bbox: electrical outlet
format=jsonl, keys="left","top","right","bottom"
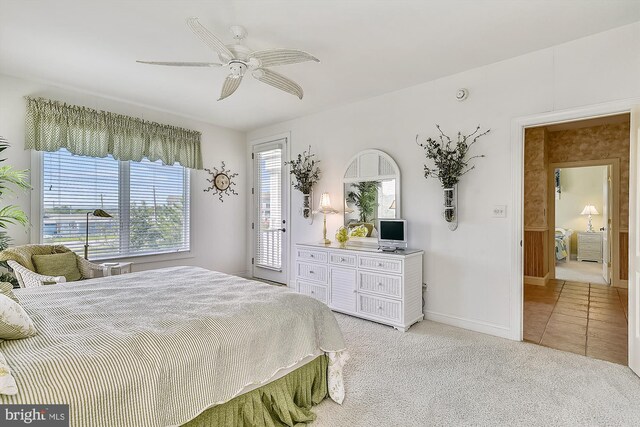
{"left": 493, "top": 205, "right": 507, "bottom": 218}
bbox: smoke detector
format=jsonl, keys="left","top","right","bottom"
{"left": 456, "top": 88, "right": 469, "bottom": 101}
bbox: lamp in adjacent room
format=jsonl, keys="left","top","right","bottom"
{"left": 389, "top": 199, "right": 396, "bottom": 210}
{"left": 318, "top": 192, "right": 338, "bottom": 245}
{"left": 85, "top": 209, "right": 113, "bottom": 259}
{"left": 580, "top": 204, "right": 599, "bottom": 233}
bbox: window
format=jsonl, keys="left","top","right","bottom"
{"left": 42, "top": 148, "right": 190, "bottom": 259}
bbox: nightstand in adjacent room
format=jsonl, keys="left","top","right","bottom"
{"left": 101, "top": 262, "right": 133, "bottom": 276}
{"left": 577, "top": 232, "right": 603, "bottom": 263}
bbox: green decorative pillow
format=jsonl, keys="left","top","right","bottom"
{"left": 0, "top": 294, "right": 36, "bottom": 340}
{"left": 0, "top": 282, "right": 18, "bottom": 303}
{"left": 31, "top": 252, "right": 82, "bottom": 282}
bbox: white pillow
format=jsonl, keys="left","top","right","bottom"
{"left": 0, "top": 294, "right": 37, "bottom": 340}
{"left": 0, "top": 351, "right": 17, "bottom": 395}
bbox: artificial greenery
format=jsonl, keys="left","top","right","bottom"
{"left": 284, "top": 146, "right": 321, "bottom": 194}
{"left": 335, "top": 226, "right": 349, "bottom": 246}
{"left": 0, "top": 137, "right": 30, "bottom": 287}
{"left": 416, "top": 125, "right": 490, "bottom": 188}
{"left": 347, "top": 181, "right": 378, "bottom": 223}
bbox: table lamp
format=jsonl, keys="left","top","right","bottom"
{"left": 580, "top": 204, "right": 599, "bottom": 232}
{"left": 318, "top": 192, "right": 338, "bottom": 245}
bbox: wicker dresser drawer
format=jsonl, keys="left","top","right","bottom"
{"left": 358, "top": 256, "right": 403, "bottom": 273}
{"left": 296, "top": 248, "right": 328, "bottom": 263}
{"left": 329, "top": 252, "right": 357, "bottom": 267}
{"left": 297, "top": 281, "right": 328, "bottom": 303}
{"left": 357, "top": 293, "right": 402, "bottom": 322}
{"left": 296, "top": 262, "right": 328, "bottom": 284}
{"left": 358, "top": 271, "right": 402, "bottom": 299}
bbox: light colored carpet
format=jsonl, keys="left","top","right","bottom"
{"left": 556, "top": 260, "right": 607, "bottom": 285}
{"left": 313, "top": 314, "right": 640, "bottom": 426}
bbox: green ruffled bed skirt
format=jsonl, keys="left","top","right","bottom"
{"left": 182, "top": 355, "right": 328, "bottom": 427}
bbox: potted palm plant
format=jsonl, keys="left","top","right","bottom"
{"left": 0, "top": 136, "right": 30, "bottom": 287}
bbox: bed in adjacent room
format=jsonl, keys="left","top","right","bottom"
{"left": 0, "top": 266, "right": 348, "bottom": 426}
{"left": 555, "top": 227, "right": 573, "bottom": 262}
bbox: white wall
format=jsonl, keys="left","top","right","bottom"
{"left": 0, "top": 74, "right": 248, "bottom": 275}
{"left": 248, "top": 22, "right": 640, "bottom": 339}
{"left": 556, "top": 166, "right": 606, "bottom": 253}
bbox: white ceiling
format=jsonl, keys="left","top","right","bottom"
{"left": 1, "top": 0, "right": 639, "bottom": 131}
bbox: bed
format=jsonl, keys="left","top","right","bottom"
{"left": 555, "top": 227, "right": 573, "bottom": 261}
{"left": 0, "top": 266, "right": 348, "bottom": 426}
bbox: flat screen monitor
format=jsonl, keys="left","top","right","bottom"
{"left": 378, "top": 219, "right": 407, "bottom": 250}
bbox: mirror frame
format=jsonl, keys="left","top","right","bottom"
{"left": 343, "top": 149, "right": 401, "bottom": 227}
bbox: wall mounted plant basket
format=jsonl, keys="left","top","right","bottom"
{"left": 443, "top": 185, "right": 458, "bottom": 231}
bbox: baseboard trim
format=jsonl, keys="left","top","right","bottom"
{"left": 524, "top": 274, "right": 549, "bottom": 286}
{"left": 424, "top": 309, "right": 515, "bottom": 340}
{"left": 615, "top": 279, "right": 628, "bottom": 289}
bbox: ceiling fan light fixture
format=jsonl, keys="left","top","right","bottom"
{"left": 138, "top": 17, "right": 318, "bottom": 100}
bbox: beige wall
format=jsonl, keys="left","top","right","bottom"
{"left": 547, "top": 121, "right": 630, "bottom": 229}
{"left": 555, "top": 166, "right": 607, "bottom": 255}
{"left": 524, "top": 128, "right": 548, "bottom": 229}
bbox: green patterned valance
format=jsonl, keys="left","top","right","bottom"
{"left": 25, "top": 97, "right": 203, "bottom": 169}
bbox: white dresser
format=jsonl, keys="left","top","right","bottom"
{"left": 577, "top": 231, "right": 603, "bottom": 262}
{"left": 294, "top": 243, "right": 424, "bottom": 332}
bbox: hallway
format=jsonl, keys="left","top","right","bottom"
{"left": 524, "top": 280, "right": 628, "bottom": 365}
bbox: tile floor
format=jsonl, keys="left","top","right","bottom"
{"left": 524, "top": 279, "right": 628, "bottom": 365}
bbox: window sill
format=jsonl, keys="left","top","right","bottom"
{"left": 89, "top": 251, "right": 195, "bottom": 267}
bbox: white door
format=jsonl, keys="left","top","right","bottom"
{"left": 252, "top": 139, "right": 288, "bottom": 284}
{"left": 629, "top": 107, "right": 640, "bottom": 375}
{"left": 602, "top": 165, "right": 612, "bottom": 284}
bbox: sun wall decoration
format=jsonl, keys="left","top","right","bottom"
{"left": 204, "top": 161, "right": 239, "bottom": 202}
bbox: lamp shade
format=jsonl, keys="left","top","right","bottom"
{"left": 319, "top": 192, "right": 332, "bottom": 210}
{"left": 92, "top": 209, "right": 112, "bottom": 218}
{"left": 389, "top": 200, "right": 396, "bottom": 209}
{"left": 580, "top": 204, "right": 599, "bottom": 215}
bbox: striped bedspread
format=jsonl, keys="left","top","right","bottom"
{"left": 0, "top": 266, "right": 347, "bottom": 426}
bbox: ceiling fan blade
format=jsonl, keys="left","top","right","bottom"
{"left": 218, "top": 75, "right": 243, "bottom": 101}
{"left": 187, "top": 17, "right": 235, "bottom": 61}
{"left": 136, "top": 60, "right": 222, "bottom": 67}
{"left": 253, "top": 68, "right": 303, "bottom": 99}
{"left": 249, "top": 49, "right": 319, "bottom": 68}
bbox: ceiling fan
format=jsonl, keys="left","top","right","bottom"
{"left": 137, "top": 17, "right": 319, "bottom": 100}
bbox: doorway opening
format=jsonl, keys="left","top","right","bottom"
{"left": 523, "top": 113, "right": 630, "bottom": 365}
{"left": 251, "top": 137, "right": 289, "bottom": 285}
{"left": 553, "top": 163, "right": 612, "bottom": 286}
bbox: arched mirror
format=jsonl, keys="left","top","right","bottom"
{"left": 343, "top": 149, "right": 401, "bottom": 240}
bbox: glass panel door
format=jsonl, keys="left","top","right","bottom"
{"left": 253, "top": 139, "right": 287, "bottom": 284}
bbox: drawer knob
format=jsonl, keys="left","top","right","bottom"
{"left": 309, "top": 271, "right": 314, "bottom": 274}
{"left": 378, "top": 306, "right": 383, "bottom": 310}
{"left": 378, "top": 283, "right": 383, "bottom": 287}
{"left": 310, "top": 254, "right": 314, "bottom": 258}
{"left": 311, "top": 290, "right": 315, "bottom": 294}
{"left": 340, "top": 257, "right": 345, "bottom": 261}
{"left": 378, "top": 262, "right": 383, "bottom": 267}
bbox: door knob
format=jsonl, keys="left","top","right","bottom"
{"left": 280, "top": 228, "right": 286, "bottom": 232}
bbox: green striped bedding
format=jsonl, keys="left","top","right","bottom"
{"left": 0, "top": 266, "right": 347, "bottom": 426}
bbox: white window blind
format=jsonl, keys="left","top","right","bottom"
{"left": 42, "top": 148, "right": 190, "bottom": 259}
{"left": 255, "top": 147, "right": 282, "bottom": 270}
